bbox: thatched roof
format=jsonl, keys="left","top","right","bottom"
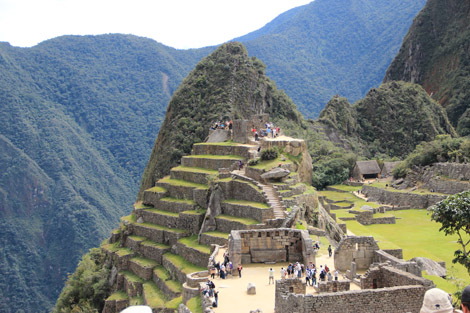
{"left": 355, "top": 160, "right": 381, "bottom": 175}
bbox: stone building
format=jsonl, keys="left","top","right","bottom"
{"left": 352, "top": 160, "right": 381, "bottom": 180}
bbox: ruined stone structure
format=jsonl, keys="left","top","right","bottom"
{"left": 362, "top": 185, "right": 445, "bottom": 209}
{"left": 334, "top": 236, "right": 380, "bottom": 271}
{"left": 355, "top": 210, "right": 396, "bottom": 225}
{"left": 228, "top": 228, "right": 316, "bottom": 265}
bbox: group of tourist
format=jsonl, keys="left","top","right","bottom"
{"left": 277, "top": 262, "right": 340, "bottom": 287}
{"left": 251, "top": 122, "right": 280, "bottom": 140}
{"left": 210, "top": 120, "right": 233, "bottom": 131}
{"left": 201, "top": 280, "right": 219, "bottom": 308}
{"left": 211, "top": 251, "right": 233, "bottom": 279}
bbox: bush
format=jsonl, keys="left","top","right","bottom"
{"left": 260, "top": 148, "right": 278, "bottom": 161}
{"left": 247, "top": 158, "right": 260, "bottom": 166}
{"left": 312, "top": 158, "right": 350, "bottom": 189}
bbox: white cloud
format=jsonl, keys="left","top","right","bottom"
{"left": 0, "top": 0, "right": 312, "bottom": 48}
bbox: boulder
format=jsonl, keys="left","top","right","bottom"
{"left": 247, "top": 282, "right": 256, "bottom": 295}
{"left": 410, "top": 257, "right": 446, "bottom": 277}
{"left": 261, "top": 167, "right": 290, "bottom": 180}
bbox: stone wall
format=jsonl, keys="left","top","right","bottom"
{"left": 220, "top": 179, "right": 266, "bottom": 203}
{"left": 356, "top": 211, "right": 396, "bottom": 225}
{"left": 316, "top": 280, "right": 350, "bottom": 293}
{"left": 362, "top": 185, "right": 445, "bottom": 209}
{"left": 178, "top": 211, "right": 205, "bottom": 235}
{"left": 222, "top": 202, "right": 273, "bottom": 222}
{"left": 192, "top": 144, "right": 252, "bottom": 160}
{"left": 429, "top": 162, "right": 470, "bottom": 181}
{"left": 424, "top": 178, "right": 470, "bottom": 195}
{"left": 334, "top": 236, "right": 379, "bottom": 271}
{"left": 360, "top": 264, "right": 433, "bottom": 290}
{"left": 175, "top": 242, "right": 210, "bottom": 268}
{"left": 232, "top": 119, "right": 250, "bottom": 144}
{"left": 275, "top": 282, "right": 426, "bottom": 313}
{"left": 228, "top": 228, "right": 316, "bottom": 266}
{"left": 374, "top": 250, "right": 421, "bottom": 277}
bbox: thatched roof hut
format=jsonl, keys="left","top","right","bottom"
{"left": 352, "top": 160, "right": 381, "bottom": 180}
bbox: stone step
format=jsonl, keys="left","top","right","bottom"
{"left": 142, "top": 281, "right": 170, "bottom": 311}
{"left": 200, "top": 231, "right": 229, "bottom": 246}
{"left": 215, "top": 214, "right": 259, "bottom": 233}
{"left": 102, "top": 242, "right": 135, "bottom": 272}
{"left": 192, "top": 142, "right": 256, "bottom": 158}
{"left": 103, "top": 290, "right": 129, "bottom": 313}
{"left": 162, "top": 253, "right": 207, "bottom": 285}
{"left": 156, "top": 176, "right": 208, "bottom": 200}
{"left": 181, "top": 154, "right": 243, "bottom": 171}
{"left": 142, "top": 186, "right": 167, "bottom": 207}
{"left": 135, "top": 207, "right": 180, "bottom": 228}
{"left": 130, "top": 222, "right": 189, "bottom": 246}
{"left": 170, "top": 166, "right": 218, "bottom": 185}
{"left": 153, "top": 265, "right": 184, "bottom": 299}
{"left": 154, "top": 197, "right": 198, "bottom": 213}
{"left": 176, "top": 235, "right": 212, "bottom": 268}
{"left": 222, "top": 199, "right": 273, "bottom": 222}
{"left": 129, "top": 256, "right": 159, "bottom": 281}
{"left": 117, "top": 271, "right": 144, "bottom": 298}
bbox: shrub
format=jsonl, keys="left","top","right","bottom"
{"left": 260, "top": 148, "right": 278, "bottom": 161}
{"left": 248, "top": 158, "right": 260, "bottom": 166}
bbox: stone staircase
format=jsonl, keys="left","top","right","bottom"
{"left": 261, "top": 183, "right": 286, "bottom": 219}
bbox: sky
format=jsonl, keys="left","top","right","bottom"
{"left": 0, "top": 0, "right": 312, "bottom": 49}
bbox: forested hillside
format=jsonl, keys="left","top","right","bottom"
{"left": 384, "top": 0, "right": 470, "bottom": 135}
{"left": 0, "top": 35, "right": 209, "bottom": 312}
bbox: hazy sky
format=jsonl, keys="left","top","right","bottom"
{"left": 0, "top": 0, "right": 312, "bottom": 49}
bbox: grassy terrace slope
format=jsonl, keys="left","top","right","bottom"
{"left": 321, "top": 185, "right": 470, "bottom": 293}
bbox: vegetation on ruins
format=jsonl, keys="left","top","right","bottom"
{"left": 393, "top": 136, "right": 470, "bottom": 178}
{"left": 260, "top": 147, "right": 279, "bottom": 161}
{"left": 430, "top": 191, "right": 470, "bottom": 276}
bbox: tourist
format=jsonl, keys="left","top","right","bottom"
{"left": 255, "top": 132, "right": 259, "bottom": 141}
{"left": 269, "top": 268, "right": 275, "bottom": 284}
{"left": 325, "top": 264, "right": 329, "bottom": 273}
{"left": 311, "top": 269, "right": 316, "bottom": 286}
{"left": 214, "top": 290, "right": 219, "bottom": 307}
{"left": 220, "top": 264, "right": 226, "bottom": 279}
{"left": 280, "top": 267, "right": 285, "bottom": 279}
{"left": 419, "top": 288, "right": 454, "bottom": 313}
{"left": 334, "top": 269, "right": 339, "bottom": 281}
{"left": 305, "top": 269, "right": 310, "bottom": 285}
{"left": 327, "top": 271, "right": 333, "bottom": 282}
{"left": 461, "top": 285, "right": 470, "bottom": 313}
{"left": 287, "top": 264, "right": 292, "bottom": 277}
{"left": 301, "top": 263, "right": 305, "bottom": 277}
{"left": 228, "top": 261, "right": 233, "bottom": 276}
{"left": 215, "top": 262, "right": 220, "bottom": 276}
{"left": 328, "top": 245, "right": 332, "bottom": 257}
{"left": 238, "top": 160, "right": 243, "bottom": 170}
{"left": 238, "top": 264, "right": 243, "bottom": 278}
{"left": 210, "top": 267, "right": 216, "bottom": 279}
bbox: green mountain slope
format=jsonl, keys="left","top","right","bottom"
{"left": 238, "top": 0, "right": 427, "bottom": 117}
{"left": 0, "top": 35, "right": 209, "bottom": 312}
{"left": 138, "top": 42, "right": 303, "bottom": 198}
{"left": 384, "top": 0, "right": 470, "bottom": 135}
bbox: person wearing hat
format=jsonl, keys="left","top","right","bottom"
{"left": 461, "top": 285, "right": 470, "bottom": 313}
{"left": 420, "top": 288, "right": 457, "bottom": 313}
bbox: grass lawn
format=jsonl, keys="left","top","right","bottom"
{"left": 178, "top": 235, "right": 211, "bottom": 254}
{"left": 217, "top": 214, "right": 259, "bottom": 225}
{"left": 187, "top": 295, "right": 203, "bottom": 313}
{"left": 143, "top": 282, "right": 167, "bottom": 309}
{"left": 223, "top": 199, "right": 269, "bottom": 209}
{"left": 107, "top": 290, "right": 127, "bottom": 301}
{"left": 329, "top": 185, "right": 362, "bottom": 192}
{"left": 171, "top": 166, "right": 218, "bottom": 175}
{"left": 158, "top": 176, "right": 208, "bottom": 189}
{"left": 343, "top": 209, "right": 469, "bottom": 293}
{"left": 203, "top": 231, "right": 229, "bottom": 239}
{"left": 249, "top": 154, "right": 293, "bottom": 171}
{"left": 183, "top": 154, "right": 243, "bottom": 160}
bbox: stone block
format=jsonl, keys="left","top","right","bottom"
{"left": 247, "top": 282, "right": 256, "bottom": 295}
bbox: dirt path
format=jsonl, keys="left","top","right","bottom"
{"left": 210, "top": 249, "right": 347, "bottom": 313}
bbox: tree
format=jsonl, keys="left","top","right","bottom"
{"left": 430, "top": 191, "right": 470, "bottom": 274}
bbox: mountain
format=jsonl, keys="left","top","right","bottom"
{"left": 137, "top": 42, "right": 303, "bottom": 198}
{"left": 384, "top": 0, "right": 470, "bottom": 135}
{"left": 0, "top": 35, "right": 209, "bottom": 312}
{"left": 238, "top": 0, "right": 427, "bottom": 117}
{"left": 0, "top": 0, "right": 427, "bottom": 310}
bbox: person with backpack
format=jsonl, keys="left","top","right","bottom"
{"left": 238, "top": 264, "right": 243, "bottom": 278}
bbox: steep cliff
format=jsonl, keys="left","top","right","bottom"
{"left": 384, "top": 0, "right": 470, "bottom": 135}
{"left": 138, "top": 42, "right": 303, "bottom": 199}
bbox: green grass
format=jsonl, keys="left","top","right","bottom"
{"left": 329, "top": 184, "right": 362, "bottom": 192}
{"left": 249, "top": 154, "right": 292, "bottom": 170}
{"left": 159, "top": 176, "right": 208, "bottom": 189}
{"left": 131, "top": 256, "right": 159, "bottom": 268}
{"left": 183, "top": 154, "right": 243, "bottom": 160}
{"left": 233, "top": 179, "right": 262, "bottom": 193}
{"left": 111, "top": 228, "right": 121, "bottom": 235}
{"left": 143, "top": 208, "right": 179, "bottom": 217}
{"left": 367, "top": 182, "right": 447, "bottom": 196}
{"left": 163, "top": 253, "right": 206, "bottom": 274}
{"left": 147, "top": 186, "right": 167, "bottom": 193}
{"left": 120, "top": 271, "right": 144, "bottom": 283}
{"left": 217, "top": 214, "right": 259, "bottom": 225}
{"left": 134, "top": 202, "right": 153, "bottom": 210}
{"left": 223, "top": 199, "right": 269, "bottom": 209}
{"left": 127, "top": 235, "right": 146, "bottom": 242}
{"left": 202, "top": 231, "right": 229, "bottom": 239}
{"left": 107, "top": 290, "right": 128, "bottom": 301}
{"left": 187, "top": 295, "right": 203, "bottom": 313}
{"left": 141, "top": 240, "right": 170, "bottom": 250}
{"left": 332, "top": 201, "right": 354, "bottom": 208}
{"left": 115, "top": 247, "right": 134, "bottom": 257}
{"left": 320, "top": 190, "right": 381, "bottom": 210}
{"left": 135, "top": 222, "right": 187, "bottom": 234}
{"left": 295, "top": 221, "right": 307, "bottom": 230}
{"left": 343, "top": 209, "right": 470, "bottom": 292}
{"left": 193, "top": 141, "right": 240, "bottom": 146}
{"left": 172, "top": 166, "right": 218, "bottom": 174}
{"left": 178, "top": 235, "right": 211, "bottom": 254}
{"left": 102, "top": 242, "right": 120, "bottom": 253}
{"left": 166, "top": 296, "right": 183, "bottom": 309}
{"left": 153, "top": 266, "right": 183, "bottom": 294}
{"left": 121, "top": 213, "right": 136, "bottom": 224}
{"left": 129, "top": 296, "right": 143, "bottom": 306}
{"left": 181, "top": 209, "right": 206, "bottom": 215}
{"left": 309, "top": 235, "right": 332, "bottom": 257}
{"left": 160, "top": 197, "right": 196, "bottom": 205}
{"left": 143, "top": 282, "right": 167, "bottom": 309}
